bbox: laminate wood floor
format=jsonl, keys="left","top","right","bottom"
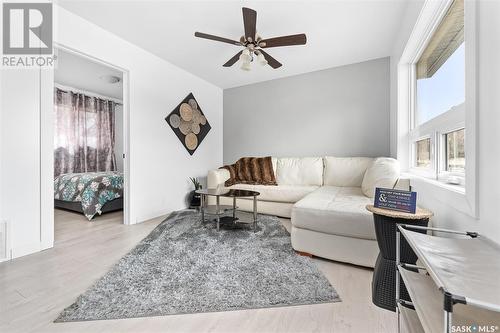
{"left": 0, "top": 209, "right": 397, "bottom": 333}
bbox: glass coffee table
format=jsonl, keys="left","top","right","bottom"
{"left": 195, "top": 188, "right": 260, "bottom": 231}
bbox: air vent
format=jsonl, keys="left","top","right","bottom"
{"left": 0, "top": 220, "right": 9, "bottom": 262}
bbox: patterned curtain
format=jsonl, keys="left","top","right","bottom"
{"left": 54, "top": 88, "right": 117, "bottom": 177}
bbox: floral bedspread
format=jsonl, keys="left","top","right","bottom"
{"left": 54, "top": 172, "right": 123, "bottom": 220}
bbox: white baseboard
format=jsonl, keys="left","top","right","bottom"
{"left": 136, "top": 209, "right": 172, "bottom": 224}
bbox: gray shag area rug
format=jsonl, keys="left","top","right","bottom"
{"left": 56, "top": 210, "right": 340, "bottom": 322}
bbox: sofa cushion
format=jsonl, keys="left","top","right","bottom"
{"left": 227, "top": 184, "right": 319, "bottom": 203}
{"left": 361, "top": 158, "right": 400, "bottom": 198}
{"left": 292, "top": 186, "right": 375, "bottom": 240}
{"left": 323, "top": 157, "right": 374, "bottom": 187}
{"left": 276, "top": 157, "right": 323, "bottom": 186}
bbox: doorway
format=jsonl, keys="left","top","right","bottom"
{"left": 51, "top": 47, "right": 129, "bottom": 239}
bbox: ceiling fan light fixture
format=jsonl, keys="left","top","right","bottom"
{"left": 99, "top": 75, "right": 121, "bottom": 84}
{"left": 239, "top": 49, "right": 252, "bottom": 63}
{"left": 257, "top": 52, "right": 268, "bottom": 66}
{"left": 240, "top": 61, "right": 251, "bottom": 71}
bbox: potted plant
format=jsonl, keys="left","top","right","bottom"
{"left": 189, "top": 177, "right": 202, "bottom": 208}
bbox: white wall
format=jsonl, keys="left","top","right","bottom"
{"left": 392, "top": 0, "right": 500, "bottom": 244}
{"left": 0, "top": 5, "right": 223, "bottom": 258}
{"left": 54, "top": 49, "right": 123, "bottom": 100}
{"left": 0, "top": 70, "right": 42, "bottom": 258}
{"left": 223, "top": 57, "right": 391, "bottom": 164}
{"left": 389, "top": 0, "right": 425, "bottom": 158}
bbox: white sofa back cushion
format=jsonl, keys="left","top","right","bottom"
{"left": 324, "top": 157, "right": 374, "bottom": 187}
{"left": 276, "top": 157, "right": 323, "bottom": 186}
{"left": 361, "top": 157, "right": 400, "bottom": 198}
{"left": 272, "top": 157, "right": 277, "bottom": 177}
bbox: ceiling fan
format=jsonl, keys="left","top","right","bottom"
{"left": 194, "top": 7, "right": 307, "bottom": 70}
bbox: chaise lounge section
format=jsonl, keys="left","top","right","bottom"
{"left": 207, "top": 156, "right": 403, "bottom": 267}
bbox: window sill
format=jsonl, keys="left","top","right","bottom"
{"left": 402, "top": 172, "right": 477, "bottom": 218}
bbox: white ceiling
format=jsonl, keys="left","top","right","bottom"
{"left": 58, "top": 0, "right": 410, "bottom": 89}
{"left": 55, "top": 49, "right": 123, "bottom": 99}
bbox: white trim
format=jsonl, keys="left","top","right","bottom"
{"left": 463, "top": 0, "right": 478, "bottom": 218}
{"left": 122, "top": 70, "right": 131, "bottom": 225}
{"left": 54, "top": 83, "right": 123, "bottom": 105}
{"left": 0, "top": 220, "right": 11, "bottom": 263}
{"left": 397, "top": 0, "right": 478, "bottom": 218}
{"left": 40, "top": 66, "right": 54, "bottom": 251}
{"left": 39, "top": 42, "right": 132, "bottom": 250}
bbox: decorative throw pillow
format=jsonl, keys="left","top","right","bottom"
{"left": 220, "top": 156, "right": 277, "bottom": 187}
{"left": 361, "top": 158, "right": 400, "bottom": 198}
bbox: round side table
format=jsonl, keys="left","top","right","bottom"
{"left": 366, "top": 204, "right": 433, "bottom": 312}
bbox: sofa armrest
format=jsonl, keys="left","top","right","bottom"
{"left": 394, "top": 178, "right": 410, "bottom": 191}
{"left": 207, "top": 169, "right": 230, "bottom": 189}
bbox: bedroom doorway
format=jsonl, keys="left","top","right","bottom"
{"left": 52, "top": 47, "right": 129, "bottom": 233}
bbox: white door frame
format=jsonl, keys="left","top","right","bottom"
{"left": 43, "top": 44, "right": 131, "bottom": 249}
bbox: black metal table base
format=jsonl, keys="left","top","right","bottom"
{"left": 372, "top": 254, "right": 412, "bottom": 311}
{"left": 371, "top": 213, "right": 429, "bottom": 312}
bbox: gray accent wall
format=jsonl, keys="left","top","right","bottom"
{"left": 223, "top": 57, "right": 390, "bottom": 164}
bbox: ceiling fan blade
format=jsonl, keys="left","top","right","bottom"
{"left": 242, "top": 7, "right": 257, "bottom": 41}
{"left": 258, "top": 50, "right": 282, "bottom": 69}
{"left": 260, "top": 34, "right": 307, "bottom": 48}
{"left": 194, "top": 32, "right": 241, "bottom": 46}
{"left": 223, "top": 50, "right": 243, "bottom": 67}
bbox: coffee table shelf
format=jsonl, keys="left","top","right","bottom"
{"left": 196, "top": 188, "right": 260, "bottom": 231}
{"left": 203, "top": 205, "right": 236, "bottom": 215}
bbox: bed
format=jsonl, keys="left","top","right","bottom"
{"left": 54, "top": 171, "right": 124, "bottom": 220}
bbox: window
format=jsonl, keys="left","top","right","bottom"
{"left": 416, "top": 43, "right": 465, "bottom": 126}
{"left": 397, "top": 0, "right": 477, "bottom": 216}
{"left": 445, "top": 128, "right": 465, "bottom": 172}
{"left": 410, "top": 0, "right": 465, "bottom": 184}
{"left": 416, "top": 138, "right": 431, "bottom": 168}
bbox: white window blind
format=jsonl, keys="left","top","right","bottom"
{"left": 416, "top": 0, "right": 464, "bottom": 79}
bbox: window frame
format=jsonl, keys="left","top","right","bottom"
{"left": 440, "top": 125, "right": 465, "bottom": 180}
{"left": 409, "top": 99, "right": 465, "bottom": 183}
{"left": 410, "top": 134, "right": 435, "bottom": 178}
{"left": 396, "top": 0, "right": 478, "bottom": 218}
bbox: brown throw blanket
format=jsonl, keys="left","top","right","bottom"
{"left": 220, "top": 157, "right": 277, "bottom": 187}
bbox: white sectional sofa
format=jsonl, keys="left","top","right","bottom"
{"left": 207, "top": 156, "right": 404, "bottom": 267}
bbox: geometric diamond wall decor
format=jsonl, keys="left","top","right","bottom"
{"left": 165, "top": 93, "right": 211, "bottom": 155}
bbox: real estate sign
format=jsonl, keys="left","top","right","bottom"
{"left": 374, "top": 188, "right": 417, "bottom": 214}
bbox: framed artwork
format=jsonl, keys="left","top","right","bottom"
{"left": 165, "top": 93, "right": 211, "bottom": 155}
